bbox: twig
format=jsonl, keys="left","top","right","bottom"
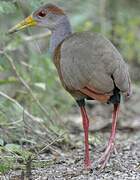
{"left": 22, "top": 31, "right": 51, "bottom": 42}
{"left": 22, "top": 108, "right": 55, "bottom": 144}
{"left": 26, "top": 155, "right": 32, "bottom": 180}
{"left": 3, "top": 52, "right": 54, "bottom": 124}
{"left": 37, "top": 132, "right": 65, "bottom": 155}
{"left": 0, "top": 91, "right": 42, "bottom": 122}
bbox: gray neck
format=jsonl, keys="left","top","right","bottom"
{"left": 50, "top": 15, "right": 72, "bottom": 55}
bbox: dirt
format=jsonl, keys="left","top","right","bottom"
{"left": 1, "top": 85, "right": 140, "bottom": 180}
{"left": 2, "top": 130, "right": 140, "bottom": 180}
{"left": 34, "top": 131, "right": 140, "bottom": 180}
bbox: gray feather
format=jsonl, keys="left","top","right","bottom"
{"left": 60, "top": 32, "right": 130, "bottom": 94}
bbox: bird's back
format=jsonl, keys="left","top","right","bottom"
{"left": 55, "top": 32, "right": 131, "bottom": 98}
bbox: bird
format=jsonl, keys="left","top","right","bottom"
{"left": 8, "top": 3, "right": 131, "bottom": 170}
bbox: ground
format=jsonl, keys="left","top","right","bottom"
{"left": 1, "top": 86, "right": 140, "bottom": 180}
{"left": 2, "top": 130, "right": 140, "bottom": 180}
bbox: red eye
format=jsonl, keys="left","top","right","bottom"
{"left": 38, "top": 10, "right": 46, "bottom": 17}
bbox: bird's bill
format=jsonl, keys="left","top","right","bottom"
{"left": 8, "top": 15, "right": 37, "bottom": 34}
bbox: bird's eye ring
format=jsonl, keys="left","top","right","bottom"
{"left": 37, "top": 10, "right": 47, "bottom": 18}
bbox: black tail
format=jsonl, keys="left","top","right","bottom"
{"left": 108, "top": 87, "right": 120, "bottom": 104}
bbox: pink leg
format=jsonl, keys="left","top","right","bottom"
{"left": 80, "top": 106, "right": 91, "bottom": 169}
{"left": 98, "top": 103, "right": 120, "bottom": 170}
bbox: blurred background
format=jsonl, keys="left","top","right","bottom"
{"left": 0, "top": 0, "right": 140, "bottom": 176}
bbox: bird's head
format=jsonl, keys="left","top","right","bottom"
{"left": 8, "top": 3, "right": 66, "bottom": 34}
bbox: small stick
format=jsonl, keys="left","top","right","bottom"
{"left": 3, "top": 52, "right": 55, "bottom": 124}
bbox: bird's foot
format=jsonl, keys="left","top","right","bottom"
{"left": 84, "top": 159, "right": 92, "bottom": 170}
{"left": 97, "top": 142, "right": 115, "bottom": 171}
{"left": 83, "top": 162, "right": 93, "bottom": 174}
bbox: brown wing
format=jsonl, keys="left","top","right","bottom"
{"left": 80, "top": 86, "right": 111, "bottom": 102}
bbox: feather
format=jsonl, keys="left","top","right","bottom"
{"left": 54, "top": 31, "right": 131, "bottom": 101}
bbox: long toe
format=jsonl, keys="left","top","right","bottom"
{"left": 98, "top": 142, "right": 115, "bottom": 170}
